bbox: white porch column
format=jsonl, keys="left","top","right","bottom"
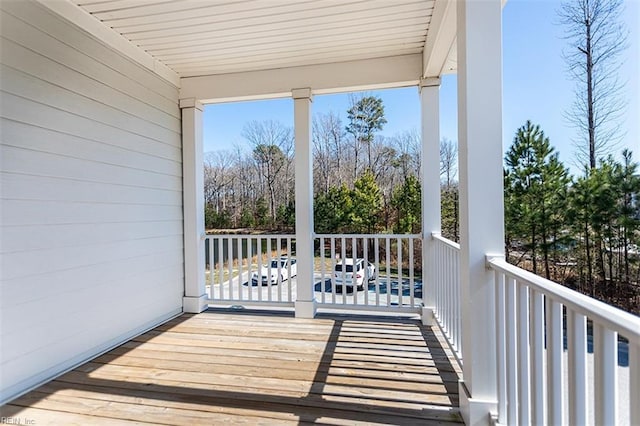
{"left": 292, "top": 88, "right": 316, "bottom": 318}
{"left": 456, "top": 0, "right": 504, "bottom": 425}
{"left": 180, "top": 98, "right": 207, "bottom": 313}
{"left": 420, "top": 78, "right": 441, "bottom": 326}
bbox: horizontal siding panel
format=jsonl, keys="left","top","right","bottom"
{"left": 2, "top": 234, "right": 184, "bottom": 280}
{"left": 0, "top": 93, "right": 181, "bottom": 161}
{"left": 2, "top": 199, "right": 183, "bottom": 227}
{"left": 2, "top": 120, "right": 181, "bottom": 177}
{"left": 2, "top": 119, "right": 180, "bottom": 176}
{"left": 1, "top": 173, "right": 182, "bottom": 211}
{"left": 1, "top": 216, "right": 183, "bottom": 254}
{"left": 0, "top": 1, "right": 179, "bottom": 106}
{"left": 1, "top": 294, "right": 183, "bottom": 389}
{"left": 1, "top": 146, "right": 182, "bottom": 192}
{"left": 0, "top": 64, "right": 180, "bottom": 146}
{"left": 1, "top": 263, "right": 184, "bottom": 341}
{"left": 0, "top": 39, "right": 180, "bottom": 132}
{"left": 1, "top": 248, "right": 184, "bottom": 308}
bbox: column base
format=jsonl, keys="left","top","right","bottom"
{"left": 422, "top": 305, "right": 435, "bottom": 326}
{"left": 458, "top": 380, "right": 497, "bottom": 426}
{"left": 295, "top": 300, "right": 317, "bottom": 318}
{"left": 183, "top": 294, "right": 208, "bottom": 313}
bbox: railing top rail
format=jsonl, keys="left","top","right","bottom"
{"left": 487, "top": 256, "right": 640, "bottom": 342}
{"left": 314, "top": 233, "right": 422, "bottom": 239}
{"left": 205, "top": 234, "right": 295, "bottom": 239}
{"left": 431, "top": 232, "right": 461, "bottom": 250}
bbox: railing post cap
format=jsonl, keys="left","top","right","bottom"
{"left": 485, "top": 253, "right": 505, "bottom": 268}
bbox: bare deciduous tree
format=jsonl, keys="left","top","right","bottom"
{"left": 559, "top": 0, "right": 628, "bottom": 169}
{"left": 242, "top": 120, "right": 293, "bottom": 221}
{"left": 440, "top": 137, "right": 457, "bottom": 186}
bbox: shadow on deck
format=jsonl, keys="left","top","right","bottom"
{"left": 1, "top": 309, "right": 463, "bottom": 425}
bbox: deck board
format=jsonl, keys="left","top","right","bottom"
{"left": 1, "top": 309, "right": 463, "bottom": 425}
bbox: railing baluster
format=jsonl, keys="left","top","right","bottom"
{"left": 331, "top": 237, "right": 336, "bottom": 304}
{"left": 218, "top": 237, "right": 224, "bottom": 300}
{"left": 385, "top": 237, "right": 391, "bottom": 307}
{"left": 631, "top": 340, "right": 640, "bottom": 425}
{"left": 530, "top": 289, "right": 544, "bottom": 425}
{"left": 238, "top": 237, "right": 243, "bottom": 301}
{"left": 546, "top": 299, "right": 562, "bottom": 426}
{"left": 446, "top": 246, "right": 451, "bottom": 335}
{"left": 227, "top": 237, "right": 233, "bottom": 300}
{"left": 266, "top": 237, "right": 272, "bottom": 302}
{"left": 568, "top": 309, "right": 587, "bottom": 426}
{"left": 435, "top": 242, "right": 441, "bottom": 319}
{"left": 506, "top": 276, "right": 518, "bottom": 425}
{"left": 409, "top": 237, "right": 414, "bottom": 308}
{"left": 287, "top": 237, "right": 292, "bottom": 303}
{"left": 517, "top": 282, "right": 531, "bottom": 426}
{"left": 320, "top": 237, "right": 325, "bottom": 305}
{"left": 247, "top": 237, "right": 253, "bottom": 302}
{"left": 455, "top": 248, "right": 461, "bottom": 354}
{"left": 341, "top": 237, "right": 346, "bottom": 305}
{"left": 374, "top": 237, "right": 380, "bottom": 306}
{"left": 397, "top": 237, "right": 403, "bottom": 307}
{"left": 363, "top": 237, "right": 369, "bottom": 306}
{"left": 208, "top": 237, "right": 214, "bottom": 299}
{"left": 256, "top": 236, "right": 262, "bottom": 302}
{"left": 352, "top": 236, "right": 357, "bottom": 306}
{"left": 594, "top": 324, "right": 617, "bottom": 426}
{"left": 495, "top": 270, "right": 507, "bottom": 425}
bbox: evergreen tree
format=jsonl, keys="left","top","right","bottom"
{"left": 504, "top": 121, "right": 570, "bottom": 279}
{"left": 392, "top": 175, "right": 422, "bottom": 234}
{"left": 314, "top": 185, "right": 353, "bottom": 234}
{"left": 346, "top": 96, "right": 387, "bottom": 174}
{"left": 350, "top": 170, "right": 383, "bottom": 234}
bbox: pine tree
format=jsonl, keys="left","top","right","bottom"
{"left": 346, "top": 96, "right": 387, "bottom": 175}
{"left": 391, "top": 175, "right": 422, "bottom": 234}
{"left": 504, "top": 121, "right": 570, "bottom": 279}
{"left": 351, "top": 170, "right": 383, "bottom": 234}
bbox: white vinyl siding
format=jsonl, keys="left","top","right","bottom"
{"left": 0, "top": 0, "right": 183, "bottom": 403}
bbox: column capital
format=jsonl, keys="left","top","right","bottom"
{"left": 179, "top": 98, "right": 204, "bottom": 111}
{"left": 292, "top": 88, "right": 313, "bottom": 100}
{"left": 419, "top": 77, "right": 441, "bottom": 89}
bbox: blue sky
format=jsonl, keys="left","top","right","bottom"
{"left": 203, "top": 0, "right": 639, "bottom": 175}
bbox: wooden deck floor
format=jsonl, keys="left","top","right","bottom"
{"left": 1, "top": 309, "right": 463, "bottom": 425}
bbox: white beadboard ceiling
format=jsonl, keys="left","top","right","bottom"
{"left": 73, "top": 0, "right": 455, "bottom": 79}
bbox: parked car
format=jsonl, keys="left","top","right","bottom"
{"left": 332, "top": 258, "right": 376, "bottom": 291}
{"left": 251, "top": 257, "right": 297, "bottom": 285}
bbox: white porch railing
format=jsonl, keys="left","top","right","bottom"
{"left": 432, "top": 233, "right": 462, "bottom": 362}
{"left": 313, "top": 234, "right": 423, "bottom": 312}
{"left": 204, "top": 234, "right": 295, "bottom": 307}
{"left": 488, "top": 256, "right": 640, "bottom": 426}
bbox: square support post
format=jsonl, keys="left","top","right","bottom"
{"left": 456, "top": 0, "right": 504, "bottom": 424}
{"left": 420, "top": 78, "right": 441, "bottom": 326}
{"left": 180, "top": 98, "right": 207, "bottom": 313}
{"left": 292, "top": 88, "right": 316, "bottom": 318}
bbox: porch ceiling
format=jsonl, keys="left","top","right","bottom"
{"left": 67, "top": 0, "right": 456, "bottom": 84}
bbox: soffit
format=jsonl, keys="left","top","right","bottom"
{"left": 73, "top": 0, "right": 445, "bottom": 79}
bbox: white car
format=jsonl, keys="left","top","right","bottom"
{"left": 251, "top": 257, "right": 297, "bottom": 285}
{"left": 332, "top": 258, "right": 376, "bottom": 291}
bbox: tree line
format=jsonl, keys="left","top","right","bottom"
{"left": 504, "top": 121, "right": 639, "bottom": 313}
{"left": 204, "top": 94, "right": 431, "bottom": 235}
{"left": 204, "top": 97, "right": 639, "bottom": 313}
